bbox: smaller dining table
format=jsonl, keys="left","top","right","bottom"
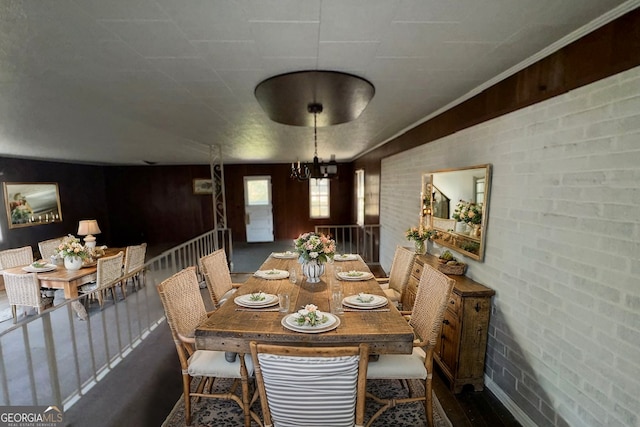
{"left": 3, "top": 264, "right": 98, "bottom": 299}
{"left": 1, "top": 247, "right": 126, "bottom": 319}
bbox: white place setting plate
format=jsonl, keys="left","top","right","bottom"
{"left": 22, "top": 263, "right": 57, "bottom": 273}
{"left": 342, "top": 294, "right": 388, "bottom": 309}
{"left": 271, "top": 251, "right": 298, "bottom": 259}
{"left": 337, "top": 270, "right": 373, "bottom": 281}
{"left": 334, "top": 254, "right": 358, "bottom": 261}
{"left": 254, "top": 269, "right": 290, "bottom": 280}
{"left": 281, "top": 312, "right": 340, "bottom": 333}
{"left": 234, "top": 293, "right": 279, "bottom": 308}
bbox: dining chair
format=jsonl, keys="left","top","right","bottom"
{"left": 37, "top": 237, "right": 64, "bottom": 260}
{"left": 376, "top": 245, "right": 415, "bottom": 308}
{"left": 366, "top": 263, "right": 454, "bottom": 427}
{"left": 78, "top": 251, "right": 124, "bottom": 308}
{"left": 120, "top": 243, "right": 147, "bottom": 298}
{"left": 249, "top": 341, "right": 369, "bottom": 427}
{"left": 3, "top": 271, "right": 52, "bottom": 323}
{"left": 0, "top": 245, "right": 34, "bottom": 291}
{"left": 157, "top": 266, "right": 255, "bottom": 426}
{"left": 199, "top": 248, "right": 242, "bottom": 308}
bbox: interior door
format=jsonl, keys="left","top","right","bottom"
{"left": 244, "top": 176, "right": 274, "bottom": 242}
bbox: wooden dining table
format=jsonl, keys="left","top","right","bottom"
{"left": 1, "top": 247, "right": 125, "bottom": 299}
{"left": 3, "top": 264, "right": 98, "bottom": 299}
{"left": 195, "top": 254, "right": 415, "bottom": 355}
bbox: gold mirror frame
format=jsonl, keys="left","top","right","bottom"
{"left": 3, "top": 182, "right": 63, "bottom": 229}
{"left": 421, "top": 164, "right": 492, "bottom": 261}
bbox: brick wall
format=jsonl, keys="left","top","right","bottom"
{"left": 381, "top": 65, "right": 640, "bottom": 426}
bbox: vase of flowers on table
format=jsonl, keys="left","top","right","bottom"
{"left": 294, "top": 232, "right": 336, "bottom": 283}
{"left": 55, "top": 235, "right": 90, "bottom": 270}
{"left": 405, "top": 226, "right": 436, "bottom": 254}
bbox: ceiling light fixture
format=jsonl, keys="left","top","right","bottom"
{"left": 290, "top": 103, "right": 338, "bottom": 181}
{"left": 255, "top": 70, "right": 374, "bottom": 181}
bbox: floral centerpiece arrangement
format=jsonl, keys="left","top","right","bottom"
{"left": 293, "top": 232, "right": 336, "bottom": 283}
{"left": 294, "top": 232, "right": 336, "bottom": 264}
{"left": 452, "top": 200, "right": 483, "bottom": 225}
{"left": 55, "top": 235, "right": 91, "bottom": 270}
{"left": 405, "top": 226, "right": 435, "bottom": 254}
{"left": 55, "top": 235, "right": 90, "bottom": 260}
{"left": 294, "top": 304, "right": 329, "bottom": 327}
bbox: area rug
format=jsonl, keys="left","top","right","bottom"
{"left": 162, "top": 378, "right": 452, "bottom": 427}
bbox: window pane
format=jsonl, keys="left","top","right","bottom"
{"left": 309, "top": 178, "right": 330, "bottom": 219}
{"left": 247, "top": 180, "right": 269, "bottom": 205}
{"left": 356, "top": 170, "right": 365, "bottom": 226}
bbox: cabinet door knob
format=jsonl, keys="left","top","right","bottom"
{"left": 442, "top": 319, "right": 449, "bottom": 325}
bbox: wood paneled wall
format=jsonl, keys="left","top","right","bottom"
{"left": 1, "top": 159, "right": 354, "bottom": 254}
{"left": 354, "top": 8, "right": 640, "bottom": 224}
{"left": 224, "top": 163, "right": 353, "bottom": 241}
{"left": 0, "top": 158, "right": 109, "bottom": 255}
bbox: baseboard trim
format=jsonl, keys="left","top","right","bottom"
{"left": 484, "top": 376, "right": 538, "bottom": 427}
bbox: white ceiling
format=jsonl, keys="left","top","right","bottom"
{"left": 0, "top": 0, "right": 635, "bottom": 166}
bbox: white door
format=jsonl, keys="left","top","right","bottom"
{"left": 244, "top": 176, "right": 274, "bottom": 242}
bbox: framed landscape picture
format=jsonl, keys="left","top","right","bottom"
{"left": 193, "top": 178, "right": 213, "bottom": 195}
{"left": 3, "top": 182, "right": 63, "bottom": 229}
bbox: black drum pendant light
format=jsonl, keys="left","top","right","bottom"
{"left": 255, "top": 70, "right": 374, "bottom": 181}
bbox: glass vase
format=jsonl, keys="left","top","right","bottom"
{"left": 414, "top": 240, "right": 426, "bottom": 255}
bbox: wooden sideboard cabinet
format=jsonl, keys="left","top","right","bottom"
{"left": 402, "top": 253, "right": 495, "bottom": 393}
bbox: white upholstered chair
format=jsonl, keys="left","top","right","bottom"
{"left": 37, "top": 237, "right": 64, "bottom": 260}
{"left": 121, "top": 243, "right": 147, "bottom": 297}
{"left": 366, "top": 263, "right": 454, "bottom": 427}
{"left": 157, "top": 267, "right": 255, "bottom": 426}
{"left": 199, "top": 248, "right": 242, "bottom": 308}
{"left": 0, "top": 246, "right": 34, "bottom": 291}
{"left": 376, "top": 245, "right": 415, "bottom": 307}
{"left": 3, "top": 272, "right": 50, "bottom": 323}
{"left": 250, "top": 341, "right": 369, "bottom": 427}
{"left": 79, "top": 251, "right": 124, "bottom": 308}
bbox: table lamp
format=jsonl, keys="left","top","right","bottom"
{"left": 78, "top": 219, "right": 101, "bottom": 248}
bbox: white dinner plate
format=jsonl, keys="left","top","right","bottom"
{"left": 271, "top": 251, "right": 297, "bottom": 259}
{"left": 22, "top": 263, "right": 57, "bottom": 273}
{"left": 234, "top": 293, "right": 279, "bottom": 308}
{"left": 281, "top": 312, "right": 340, "bottom": 333}
{"left": 334, "top": 254, "right": 358, "bottom": 261}
{"left": 337, "top": 271, "right": 373, "bottom": 281}
{"left": 254, "top": 269, "right": 290, "bottom": 280}
{"left": 342, "top": 294, "right": 388, "bottom": 309}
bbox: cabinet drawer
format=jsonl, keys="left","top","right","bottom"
{"left": 447, "top": 292, "right": 462, "bottom": 316}
{"left": 410, "top": 262, "right": 424, "bottom": 281}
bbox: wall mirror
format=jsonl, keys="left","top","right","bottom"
{"left": 3, "top": 182, "right": 63, "bottom": 229}
{"left": 421, "top": 164, "right": 492, "bottom": 261}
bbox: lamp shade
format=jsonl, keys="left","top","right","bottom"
{"left": 77, "top": 220, "right": 101, "bottom": 236}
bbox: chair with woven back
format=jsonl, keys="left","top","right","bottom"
{"left": 3, "top": 272, "right": 51, "bottom": 323}
{"left": 37, "top": 237, "right": 65, "bottom": 260}
{"left": 120, "top": 243, "right": 147, "bottom": 298}
{"left": 0, "top": 246, "right": 34, "bottom": 291}
{"left": 375, "top": 245, "right": 416, "bottom": 308}
{"left": 250, "top": 341, "right": 369, "bottom": 427}
{"left": 366, "top": 262, "right": 455, "bottom": 427}
{"left": 199, "top": 248, "right": 242, "bottom": 308}
{"left": 78, "top": 251, "right": 124, "bottom": 308}
{"left": 157, "top": 266, "right": 255, "bottom": 426}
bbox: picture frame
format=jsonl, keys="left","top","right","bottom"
{"left": 3, "top": 182, "right": 63, "bottom": 229}
{"left": 193, "top": 178, "right": 213, "bottom": 195}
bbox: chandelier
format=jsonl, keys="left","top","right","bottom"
{"left": 290, "top": 103, "right": 338, "bottom": 181}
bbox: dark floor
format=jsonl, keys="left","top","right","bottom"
{"left": 64, "top": 240, "right": 520, "bottom": 427}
